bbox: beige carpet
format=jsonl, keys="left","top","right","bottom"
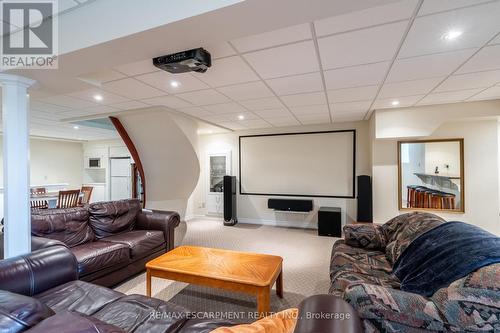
{"left": 114, "top": 219, "right": 337, "bottom": 322}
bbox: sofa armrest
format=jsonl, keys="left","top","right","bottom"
{"left": 136, "top": 209, "right": 180, "bottom": 251}
{"left": 293, "top": 294, "right": 363, "bottom": 333}
{"left": 0, "top": 245, "right": 78, "bottom": 296}
{"left": 343, "top": 223, "right": 386, "bottom": 250}
{"left": 344, "top": 284, "right": 449, "bottom": 332}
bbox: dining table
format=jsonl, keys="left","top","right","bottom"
{"left": 30, "top": 191, "right": 84, "bottom": 209}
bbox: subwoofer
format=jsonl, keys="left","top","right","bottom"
{"left": 223, "top": 176, "right": 237, "bottom": 226}
{"left": 357, "top": 175, "right": 373, "bottom": 222}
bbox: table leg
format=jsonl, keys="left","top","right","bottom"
{"left": 257, "top": 287, "right": 271, "bottom": 318}
{"left": 146, "top": 269, "right": 151, "bottom": 297}
{"left": 276, "top": 270, "right": 283, "bottom": 298}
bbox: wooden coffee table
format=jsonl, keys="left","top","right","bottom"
{"left": 146, "top": 246, "right": 283, "bottom": 316}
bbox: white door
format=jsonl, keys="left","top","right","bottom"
{"left": 110, "top": 158, "right": 131, "bottom": 200}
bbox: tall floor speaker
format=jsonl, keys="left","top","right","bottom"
{"left": 357, "top": 175, "right": 373, "bottom": 222}
{"left": 223, "top": 176, "right": 237, "bottom": 226}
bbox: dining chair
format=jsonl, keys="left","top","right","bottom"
{"left": 30, "top": 187, "right": 48, "bottom": 210}
{"left": 57, "top": 189, "right": 81, "bottom": 209}
{"left": 79, "top": 186, "right": 93, "bottom": 205}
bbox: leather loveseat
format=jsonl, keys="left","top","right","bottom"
{"left": 0, "top": 244, "right": 364, "bottom": 333}
{"left": 30, "top": 198, "right": 180, "bottom": 287}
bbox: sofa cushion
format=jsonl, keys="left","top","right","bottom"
{"left": 35, "top": 280, "right": 124, "bottom": 315}
{"left": 71, "top": 241, "right": 130, "bottom": 277}
{"left": 92, "top": 294, "right": 188, "bottom": 333}
{"left": 211, "top": 308, "right": 297, "bottom": 333}
{"left": 330, "top": 241, "right": 392, "bottom": 276}
{"left": 89, "top": 199, "right": 142, "bottom": 238}
{"left": 329, "top": 270, "right": 401, "bottom": 295}
{"left": 344, "top": 224, "right": 386, "bottom": 250}
{"left": 431, "top": 263, "right": 500, "bottom": 331}
{"left": 25, "top": 311, "right": 126, "bottom": 333}
{"left": 382, "top": 212, "right": 444, "bottom": 264}
{"left": 101, "top": 230, "right": 165, "bottom": 259}
{"left": 31, "top": 206, "right": 94, "bottom": 248}
{"left": 0, "top": 290, "right": 55, "bottom": 333}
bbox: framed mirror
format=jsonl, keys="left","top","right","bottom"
{"left": 398, "top": 139, "right": 464, "bottom": 213}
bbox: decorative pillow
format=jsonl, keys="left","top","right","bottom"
{"left": 211, "top": 309, "right": 298, "bottom": 333}
{"left": 88, "top": 199, "right": 141, "bottom": 238}
{"left": 343, "top": 224, "right": 386, "bottom": 249}
{"left": 31, "top": 206, "right": 94, "bottom": 248}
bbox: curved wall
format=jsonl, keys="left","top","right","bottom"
{"left": 117, "top": 109, "right": 200, "bottom": 219}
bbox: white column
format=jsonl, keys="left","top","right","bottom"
{"left": 0, "top": 74, "right": 36, "bottom": 258}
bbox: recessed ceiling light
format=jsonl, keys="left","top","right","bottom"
{"left": 238, "top": 115, "right": 245, "bottom": 120}
{"left": 73, "top": 125, "right": 79, "bottom": 130}
{"left": 93, "top": 94, "right": 103, "bottom": 101}
{"left": 391, "top": 100, "right": 400, "bottom": 106}
{"left": 442, "top": 30, "right": 463, "bottom": 41}
{"left": 170, "top": 81, "right": 180, "bottom": 88}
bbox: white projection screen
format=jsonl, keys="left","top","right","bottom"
{"left": 239, "top": 130, "right": 356, "bottom": 198}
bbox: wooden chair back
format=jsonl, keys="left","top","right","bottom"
{"left": 30, "top": 187, "right": 48, "bottom": 210}
{"left": 57, "top": 189, "right": 80, "bottom": 209}
{"left": 79, "top": 186, "right": 93, "bottom": 205}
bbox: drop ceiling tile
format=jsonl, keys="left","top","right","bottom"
{"left": 175, "top": 89, "right": 231, "bottom": 106}
{"left": 297, "top": 113, "right": 331, "bottom": 125}
{"left": 324, "top": 62, "right": 390, "bottom": 90}
{"left": 388, "top": 49, "right": 476, "bottom": 82}
{"left": 102, "top": 78, "right": 165, "bottom": 99}
{"left": 217, "top": 81, "right": 274, "bottom": 101}
{"left": 194, "top": 56, "right": 259, "bottom": 87}
{"left": 253, "top": 108, "right": 291, "bottom": 117}
{"left": 241, "top": 119, "right": 272, "bottom": 128}
{"left": 266, "top": 72, "right": 323, "bottom": 95}
{"left": 315, "top": 0, "right": 417, "bottom": 36}
{"left": 110, "top": 100, "right": 149, "bottom": 110}
{"left": 232, "top": 23, "right": 312, "bottom": 53}
{"left": 331, "top": 101, "right": 371, "bottom": 113}
{"left": 418, "top": 0, "right": 493, "bottom": 16}
{"left": 374, "top": 95, "right": 425, "bottom": 109}
{"left": 399, "top": 1, "right": 500, "bottom": 58}
{"left": 200, "top": 115, "right": 233, "bottom": 123}
{"left": 177, "top": 107, "right": 214, "bottom": 118}
{"left": 239, "top": 97, "right": 284, "bottom": 110}
{"left": 379, "top": 77, "right": 444, "bottom": 98}
{"left": 333, "top": 112, "right": 366, "bottom": 122}
{"left": 68, "top": 89, "right": 129, "bottom": 104}
{"left": 266, "top": 117, "right": 300, "bottom": 127}
{"left": 243, "top": 41, "right": 319, "bottom": 79}
{"left": 281, "top": 92, "right": 327, "bottom": 107}
{"left": 327, "top": 85, "right": 378, "bottom": 103}
{"left": 81, "top": 105, "right": 120, "bottom": 114}
{"left": 418, "top": 89, "right": 482, "bottom": 105}
{"left": 318, "top": 21, "right": 407, "bottom": 69}
{"left": 31, "top": 101, "right": 72, "bottom": 113}
{"left": 467, "top": 86, "right": 500, "bottom": 101}
{"left": 435, "top": 70, "right": 500, "bottom": 92}
{"left": 457, "top": 45, "right": 500, "bottom": 74}
{"left": 204, "top": 42, "right": 237, "bottom": 59}
{"left": 289, "top": 104, "right": 329, "bottom": 115}
{"left": 218, "top": 122, "right": 247, "bottom": 130}
{"left": 113, "top": 59, "right": 158, "bottom": 76}
{"left": 77, "top": 69, "right": 126, "bottom": 84}
{"left": 135, "top": 71, "right": 209, "bottom": 93}
{"left": 142, "top": 95, "right": 193, "bottom": 109}
{"left": 39, "top": 95, "right": 96, "bottom": 108}
{"left": 223, "top": 112, "right": 260, "bottom": 121}
{"left": 202, "top": 102, "right": 247, "bottom": 114}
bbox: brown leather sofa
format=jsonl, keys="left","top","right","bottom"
{"left": 0, "top": 243, "right": 363, "bottom": 333}
{"left": 30, "top": 199, "right": 180, "bottom": 287}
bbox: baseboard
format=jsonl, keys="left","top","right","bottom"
{"left": 238, "top": 217, "right": 317, "bottom": 229}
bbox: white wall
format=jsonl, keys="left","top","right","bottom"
{"left": 191, "top": 121, "right": 371, "bottom": 229}
{"left": 373, "top": 117, "right": 500, "bottom": 235}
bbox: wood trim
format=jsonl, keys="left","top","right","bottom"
{"left": 109, "top": 116, "right": 146, "bottom": 208}
{"left": 397, "top": 138, "right": 465, "bottom": 213}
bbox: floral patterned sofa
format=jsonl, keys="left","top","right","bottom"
{"left": 329, "top": 212, "right": 500, "bottom": 332}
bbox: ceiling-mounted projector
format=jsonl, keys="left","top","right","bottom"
{"left": 153, "top": 48, "right": 211, "bottom": 74}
